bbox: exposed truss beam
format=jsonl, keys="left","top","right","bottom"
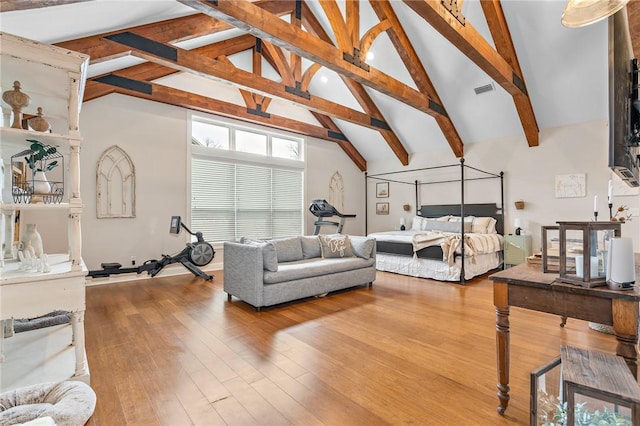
{"left": 1, "top": 0, "right": 89, "bottom": 12}
{"left": 91, "top": 74, "right": 366, "bottom": 171}
{"left": 102, "top": 32, "right": 392, "bottom": 134}
{"left": 302, "top": 2, "right": 409, "bottom": 165}
{"left": 178, "top": 0, "right": 447, "bottom": 119}
{"left": 480, "top": 0, "right": 538, "bottom": 146}
{"left": 55, "top": 1, "right": 295, "bottom": 62}
{"left": 370, "top": 0, "right": 464, "bottom": 157}
{"left": 403, "top": 0, "right": 538, "bottom": 147}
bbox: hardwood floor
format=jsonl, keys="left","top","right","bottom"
{"left": 84, "top": 270, "right": 620, "bottom": 425}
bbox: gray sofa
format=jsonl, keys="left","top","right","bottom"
{"left": 223, "top": 235, "right": 376, "bottom": 310}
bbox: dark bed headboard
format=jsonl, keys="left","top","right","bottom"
{"left": 419, "top": 203, "right": 504, "bottom": 235}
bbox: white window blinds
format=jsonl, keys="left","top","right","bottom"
{"left": 191, "top": 158, "right": 303, "bottom": 242}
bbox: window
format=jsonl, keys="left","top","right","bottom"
{"left": 191, "top": 159, "right": 303, "bottom": 242}
{"left": 192, "top": 120, "right": 230, "bottom": 149}
{"left": 190, "top": 115, "right": 304, "bottom": 243}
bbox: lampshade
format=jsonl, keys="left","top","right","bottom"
{"left": 606, "top": 237, "right": 636, "bottom": 289}
{"left": 514, "top": 218, "right": 522, "bottom": 229}
{"left": 561, "top": 0, "right": 629, "bottom": 28}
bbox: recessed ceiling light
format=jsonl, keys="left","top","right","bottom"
{"left": 366, "top": 51, "right": 374, "bottom": 61}
{"left": 320, "top": 75, "right": 328, "bottom": 84}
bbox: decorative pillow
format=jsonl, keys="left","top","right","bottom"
{"left": 240, "top": 238, "right": 278, "bottom": 271}
{"left": 319, "top": 234, "right": 354, "bottom": 258}
{"left": 448, "top": 215, "right": 475, "bottom": 223}
{"left": 411, "top": 216, "right": 423, "bottom": 231}
{"left": 471, "top": 217, "right": 493, "bottom": 234}
{"left": 269, "top": 237, "right": 303, "bottom": 262}
{"left": 351, "top": 238, "right": 375, "bottom": 259}
{"left": 435, "top": 215, "right": 452, "bottom": 221}
{"left": 423, "top": 219, "right": 472, "bottom": 233}
{"left": 486, "top": 217, "right": 498, "bottom": 234}
{"left": 300, "top": 236, "right": 321, "bottom": 259}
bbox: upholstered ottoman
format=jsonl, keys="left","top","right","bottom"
{"left": 0, "top": 381, "right": 96, "bottom": 426}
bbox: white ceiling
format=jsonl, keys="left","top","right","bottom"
{"left": 0, "top": 0, "right": 608, "bottom": 165}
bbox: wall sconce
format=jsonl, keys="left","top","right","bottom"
{"left": 403, "top": 204, "right": 411, "bottom": 212}
{"left": 515, "top": 200, "right": 525, "bottom": 210}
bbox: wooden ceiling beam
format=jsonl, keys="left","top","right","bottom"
{"left": 54, "top": 1, "right": 295, "bottom": 62}
{"left": 480, "top": 0, "right": 538, "bottom": 146}
{"left": 84, "top": 34, "right": 256, "bottom": 102}
{"left": 310, "top": 111, "right": 367, "bottom": 171}
{"left": 402, "top": 0, "right": 526, "bottom": 97}
{"left": 302, "top": 3, "right": 410, "bottom": 165}
{"left": 91, "top": 74, "right": 366, "bottom": 171}
{"left": 370, "top": 0, "right": 464, "bottom": 157}
{"left": 102, "top": 31, "right": 391, "bottom": 134}
{"left": 1, "top": 0, "right": 89, "bottom": 12}
{"left": 178, "top": 0, "right": 446, "bottom": 119}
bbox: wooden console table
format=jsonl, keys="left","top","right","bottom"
{"left": 489, "top": 262, "right": 640, "bottom": 415}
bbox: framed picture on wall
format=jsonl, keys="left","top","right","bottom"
{"left": 376, "top": 182, "right": 389, "bottom": 198}
{"left": 376, "top": 202, "right": 389, "bottom": 215}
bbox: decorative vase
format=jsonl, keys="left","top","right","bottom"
{"left": 2, "top": 81, "right": 30, "bottom": 129}
{"left": 28, "top": 107, "right": 50, "bottom": 132}
{"left": 33, "top": 171, "right": 51, "bottom": 194}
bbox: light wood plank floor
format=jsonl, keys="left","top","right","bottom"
{"left": 84, "top": 270, "right": 621, "bottom": 425}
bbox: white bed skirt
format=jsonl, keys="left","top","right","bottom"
{"left": 375, "top": 252, "right": 503, "bottom": 282}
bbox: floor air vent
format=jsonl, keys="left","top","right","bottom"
{"left": 474, "top": 83, "right": 495, "bottom": 95}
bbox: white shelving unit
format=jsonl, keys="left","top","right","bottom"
{"left": 0, "top": 32, "right": 90, "bottom": 390}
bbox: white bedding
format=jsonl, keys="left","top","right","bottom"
{"left": 368, "top": 230, "right": 504, "bottom": 281}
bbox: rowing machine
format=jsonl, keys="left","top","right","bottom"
{"left": 87, "top": 216, "right": 215, "bottom": 281}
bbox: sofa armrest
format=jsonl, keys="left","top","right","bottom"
{"left": 223, "top": 242, "right": 265, "bottom": 307}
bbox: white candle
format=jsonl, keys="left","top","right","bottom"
{"left": 594, "top": 195, "right": 597, "bottom": 212}
{"left": 608, "top": 179, "right": 613, "bottom": 203}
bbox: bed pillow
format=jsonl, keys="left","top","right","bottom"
{"left": 448, "top": 215, "right": 475, "bottom": 223}
{"left": 435, "top": 215, "right": 452, "bottom": 221}
{"left": 411, "top": 216, "right": 423, "bottom": 231}
{"left": 300, "top": 236, "right": 321, "bottom": 259}
{"left": 471, "top": 217, "right": 493, "bottom": 234}
{"left": 486, "top": 217, "right": 498, "bottom": 234}
{"left": 269, "top": 237, "right": 303, "bottom": 262}
{"left": 423, "top": 219, "right": 472, "bottom": 233}
{"left": 240, "top": 238, "right": 278, "bottom": 272}
{"left": 319, "top": 234, "right": 354, "bottom": 258}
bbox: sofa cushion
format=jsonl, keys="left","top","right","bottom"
{"left": 351, "top": 237, "right": 374, "bottom": 259}
{"left": 263, "top": 257, "right": 375, "bottom": 284}
{"left": 269, "top": 237, "right": 303, "bottom": 262}
{"left": 240, "top": 238, "right": 278, "bottom": 272}
{"left": 319, "top": 234, "right": 353, "bottom": 258}
{"left": 300, "top": 236, "right": 321, "bottom": 259}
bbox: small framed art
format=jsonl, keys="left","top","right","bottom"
{"left": 376, "top": 182, "right": 389, "bottom": 198}
{"left": 376, "top": 202, "right": 389, "bottom": 215}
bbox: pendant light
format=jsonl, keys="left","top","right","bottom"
{"left": 561, "top": 0, "right": 629, "bottom": 28}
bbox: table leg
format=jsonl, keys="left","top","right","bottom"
{"left": 494, "top": 282, "right": 510, "bottom": 414}
{"left": 612, "top": 299, "right": 639, "bottom": 378}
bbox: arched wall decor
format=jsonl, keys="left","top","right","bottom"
{"left": 96, "top": 145, "right": 136, "bottom": 218}
{"left": 328, "top": 171, "right": 344, "bottom": 212}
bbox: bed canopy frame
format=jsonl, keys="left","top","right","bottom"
{"left": 365, "top": 158, "right": 505, "bottom": 284}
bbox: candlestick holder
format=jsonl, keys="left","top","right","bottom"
{"left": 593, "top": 211, "right": 598, "bottom": 222}
{"left": 609, "top": 203, "right": 613, "bottom": 220}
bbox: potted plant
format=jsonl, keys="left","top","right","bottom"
{"left": 24, "top": 139, "right": 58, "bottom": 194}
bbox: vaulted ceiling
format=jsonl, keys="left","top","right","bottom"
{"left": 2, "top": 0, "right": 638, "bottom": 171}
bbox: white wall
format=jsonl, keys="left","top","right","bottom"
{"left": 367, "top": 119, "right": 640, "bottom": 252}
{"left": 78, "top": 94, "right": 365, "bottom": 273}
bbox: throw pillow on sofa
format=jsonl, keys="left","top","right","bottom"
{"left": 319, "top": 234, "right": 354, "bottom": 258}
{"left": 351, "top": 238, "right": 374, "bottom": 259}
{"left": 269, "top": 237, "right": 303, "bottom": 262}
{"left": 300, "top": 236, "right": 321, "bottom": 259}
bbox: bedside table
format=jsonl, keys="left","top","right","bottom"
{"left": 504, "top": 234, "right": 532, "bottom": 266}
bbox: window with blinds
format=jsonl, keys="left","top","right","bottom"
{"left": 191, "top": 115, "right": 304, "bottom": 243}
{"left": 192, "top": 159, "right": 303, "bottom": 242}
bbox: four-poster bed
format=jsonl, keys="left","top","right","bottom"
{"left": 365, "top": 159, "right": 505, "bottom": 284}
